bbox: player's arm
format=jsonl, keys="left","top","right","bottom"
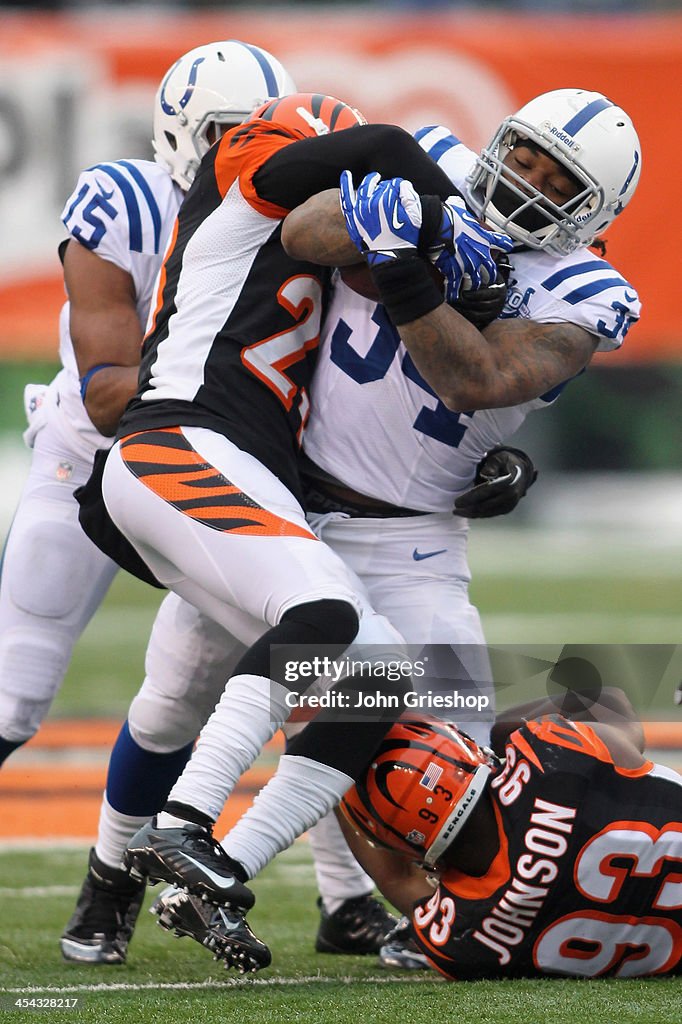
{"left": 491, "top": 686, "right": 646, "bottom": 766}
{"left": 282, "top": 189, "right": 359, "bottom": 266}
{"left": 286, "top": 206, "right": 598, "bottom": 408}
{"left": 257, "top": 123, "right": 454, "bottom": 208}
{"left": 63, "top": 239, "right": 142, "bottom": 436}
{"left": 336, "top": 809, "right": 433, "bottom": 916}
{"left": 399, "top": 306, "right": 598, "bottom": 410}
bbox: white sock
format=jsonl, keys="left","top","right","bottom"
{"left": 307, "top": 810, "right": 374, "bottom": 913}
{"left": 166, "top": 674, "right": 290, "bottom": 821}
{"left": 222, "top": 754, "right": 353, "bottom": 879}
{"left": 95, "top": 794, "right": 150, "bottom": 870}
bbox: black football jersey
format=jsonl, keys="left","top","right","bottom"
{"left": 412, "top": 716, "right": 682, "bottom": 979}
{"left": 117, "top": 122, "right": 455, "bottom": 503}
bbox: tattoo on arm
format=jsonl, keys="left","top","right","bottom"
{"left": 398, "top": 307, "right": 598, "bottom": 410}
{"left": 281, "top": 190, "right": 360, "bottom": 266}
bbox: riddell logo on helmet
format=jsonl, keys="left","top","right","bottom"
{"left": 546, "top": 124, "right": 578, "bottom": 150}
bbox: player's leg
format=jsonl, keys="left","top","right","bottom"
{"left": 312, "top": 511, "right": 495, "bottom": 744}
{"left": 61, "top": 592, "right": 250, "bottom": 964}
{"left": 281, "top": 716, "right": 397, "bottom": 956}
{"left": 102, "top": 429, "right": 400, "bottom": 902}
{"left": 309, "top": 511, "right": 494, "bottom": 969}
{"left": 0, "top": 429, "right": 118, "bottom": 765}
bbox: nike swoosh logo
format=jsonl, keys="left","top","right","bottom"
{"left": 624, "top": 290, "right": 637, "bottom": 303}
{"left": 413, "top": 548, "right": 447, "bottom": 561}
{"left": 216, "top": 909, "right": 243, "bottom": 931}
{"left": 178, "top": 852, "right": 237, "bottom": 890}
{"left": 391, "top": 205, "right": 405, "bottom": 232}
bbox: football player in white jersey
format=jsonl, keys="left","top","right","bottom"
{"left": 278, "top": 85, "right": 641, "bottom": 969}
{"left": 148, "top": 88, "right": 641, "bottom": 970}
{"left": 284, "top": 87, "right": 641, "bottom": 758}
{"left": 0, "top": 38, "right": 295, "bottom": 760}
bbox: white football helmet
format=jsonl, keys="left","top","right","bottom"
{"left": 153, "top": 40, "right": 296, "bottom": 191}
{"left": 465, "top": 88, "right": 641, "bottom": 256}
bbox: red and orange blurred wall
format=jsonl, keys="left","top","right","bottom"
{"left": 0, "top": 9, "right": 678, "bottom": 362}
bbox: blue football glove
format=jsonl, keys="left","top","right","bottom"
{"left": 431, "top": 195, "right": 513, "bottom": 300}
{"left": 339, "top": 170, "right": 422, "bottom": 267}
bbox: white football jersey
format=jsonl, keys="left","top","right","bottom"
{"left": 303, "top": 131, "right": 641, "bottom": 514}
{"left": 52, "top": 159, "right": 182, "bottom": 460}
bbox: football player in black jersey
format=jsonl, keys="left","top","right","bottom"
{"left": 74, "top": 91, "right": 510, "bottom": 968}
{"left": 339, "top": 686, "right": 682, "bottom": 979}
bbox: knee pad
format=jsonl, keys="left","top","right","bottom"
{"left": 281, "top": 598, "right": 359, "bottom": 647}
{"left": 127, "top": 690, "right": 205, "bottom": 754}
{"left": 0, "top": 629, "right": 71, "bottom": 741}
{"left": 6, "top": 519, "right": 111, "bottom": 621}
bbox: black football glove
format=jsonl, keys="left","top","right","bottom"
{"left": 453, "top": 445, "right": 537, "bottom": 519}
{"left": 449, "top": 252, "right": 512, "bottom": 330}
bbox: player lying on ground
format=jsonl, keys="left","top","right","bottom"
{"left": 337, "top": 686, "right": 681, "bottom": 979}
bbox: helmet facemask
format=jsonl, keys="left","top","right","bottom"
{"left": 467, "top": 120, "right": 603, "bottom": 256}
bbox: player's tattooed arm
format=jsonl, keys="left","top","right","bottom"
{"left": 397, "top": 307, "right": 598, "bottom": 409}
{"left": 282, "top": 190, "right": 361, "bottom": 267}
{"left": 64, "top": 240, "right": 143, "bottom": 436}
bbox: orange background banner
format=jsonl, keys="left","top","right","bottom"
{"left": 0, "top": 11, "right": 678, "bottom": 361}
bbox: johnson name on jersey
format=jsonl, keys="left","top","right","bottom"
{"left": 412, "top": 717, "right": 682, "bottom": 979}
{"left": 49, "top": 159, "right": 182, "bottom": 462}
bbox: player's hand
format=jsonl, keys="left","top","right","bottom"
{"left": 453, "top": 446, "right": 537, "bottom": 519}
{"left": 431, "top": 196, "right": 513, "bottom": 299}
{"left": 339, "top": 170, "right": 422, "bottom": 267}
{"left": 449, "top": 253, "right": 512, "bottom": 329}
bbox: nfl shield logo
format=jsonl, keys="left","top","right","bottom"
{"left": 56, "top": 461, "right": 74, "bottom": 481}
{"left": 405, "top": 829, "right": 426, "bottom": 845}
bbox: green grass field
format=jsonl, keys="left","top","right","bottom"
{"left": 1, "top": 393, "right": 681, "bottom": 1021}
{"left": 1, "top": 845, "right": 680, "bottom": 1024}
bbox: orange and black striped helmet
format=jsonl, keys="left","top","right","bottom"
{"left": 341, "top": 716, "right": 498, "bottom": 867}
{"left": 251, "top": 92, "right": 366, "bottom": 138}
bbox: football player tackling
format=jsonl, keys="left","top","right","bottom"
{"left": 72, "top": 90, "right": 511, "bottom": 969}
{"left": 155, "top": 88, "right": 644, "bottom": 971}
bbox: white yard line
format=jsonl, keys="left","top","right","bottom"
{"left": 1, "top": 975, "right": 437, "bottom": 994}
{"left": 0, "top": 885, "right": 79, "bottom": 897}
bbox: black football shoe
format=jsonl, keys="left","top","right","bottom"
{"left": 123, "top": 817, "right": 254, "bottom": 909}
{"left": 60, "top": 848, "right": 146, "bottom": 964}
{"left": 151, "top": 886, "right": 271, "bottom": 974}
{"left": 315, "top": 894, "right": 397, "bottom": 955}
{"left": 378, "top": 915, "right": 430, "bottom": 970}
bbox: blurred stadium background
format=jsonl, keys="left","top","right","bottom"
{"left": 0, "top": 2, "right": 680, "bottom": 836}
